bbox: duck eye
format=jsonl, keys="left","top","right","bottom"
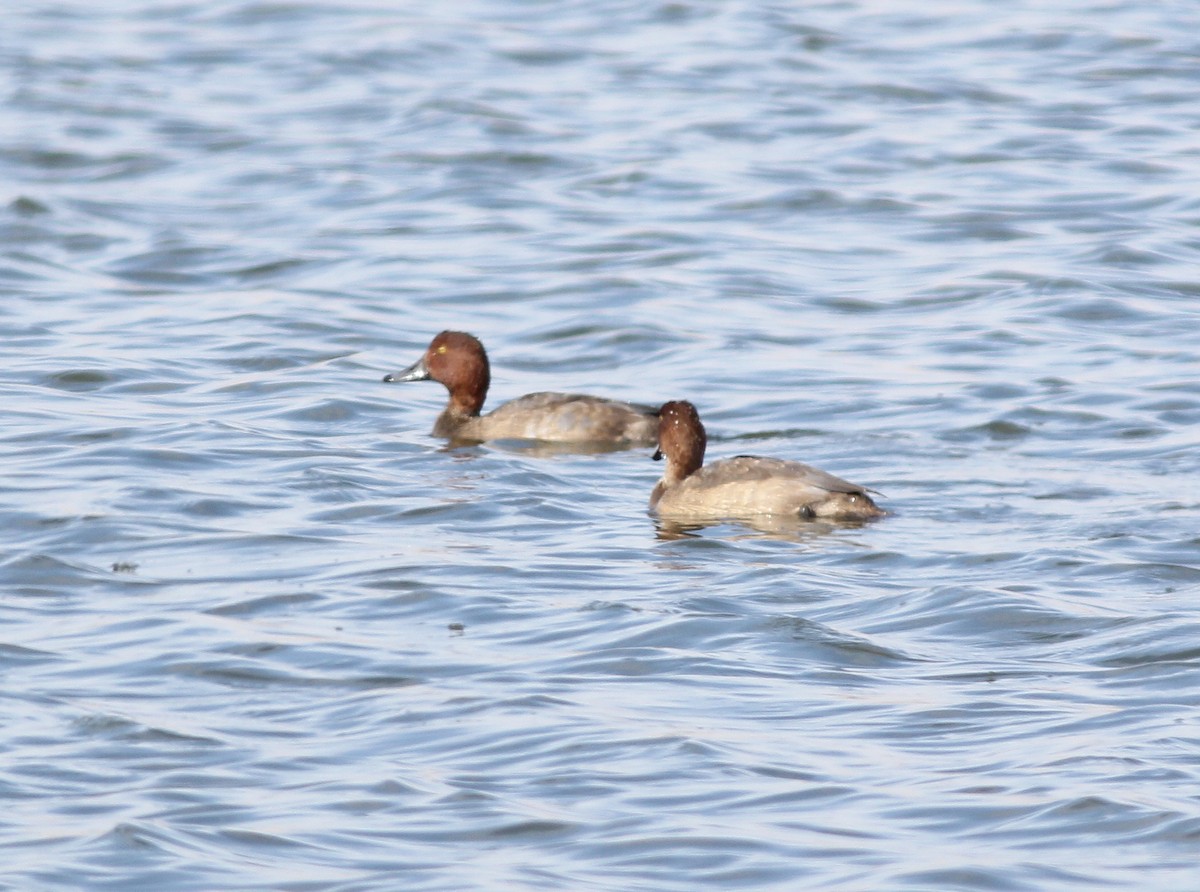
{"left": 436, "top": 345, "right": 448, "bottom": 354}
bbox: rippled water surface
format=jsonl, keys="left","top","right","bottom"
{"left": 3, "top": 1, "right": 1199, "bottom": 889}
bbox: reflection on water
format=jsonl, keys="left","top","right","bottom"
{"left": 653, "top": 515, "right": 876, "bottom": 543}
{"left": 446, "top": 435, "right": 656, "bottom": 456}
{"left": 3, "top": 0, "right": 1199, "bottom": 889}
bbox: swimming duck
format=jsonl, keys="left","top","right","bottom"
{"left": 384, "top": 331, "right": 659, "bottom": 444}
{"left": 651, "top": 400, "right": 884, "bottom": 522}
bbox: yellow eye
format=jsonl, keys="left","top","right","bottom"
{"left": 436, "top": 345, "right": 448, "bottom": 354}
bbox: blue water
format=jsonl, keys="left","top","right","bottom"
{"left": 3, "top": 2, "right": 1198, "bottom": 889}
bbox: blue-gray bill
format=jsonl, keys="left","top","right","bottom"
{"left": 382, "top": 357, "right": 430, "bottom": 384}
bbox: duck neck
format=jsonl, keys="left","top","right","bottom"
{"left": 652, "top": 453, "right": 699, "bottom": 506}
{"left": 447, "top": 387, "right": 485, "bottom": 418}
{"left": 662, "top": 459, "right": 693, "bottom": 486}
{"left": 433, "top": 409, "right": 472, "bottom": 438}
{"left": 443, "top": 353, "right": 489, "bottom": 418}
{"left": 675, "top": 437, "right": 705, "bottom": 480}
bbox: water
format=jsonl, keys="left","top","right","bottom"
{"left": 3, "top": 1, "right": 1199, "bottom": 889}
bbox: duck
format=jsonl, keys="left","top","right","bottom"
{"left": 383, "top": 331, "right": 659, "bottom": 444}
{"left": 650, "top": 400, "right": 884, "bottom": 522}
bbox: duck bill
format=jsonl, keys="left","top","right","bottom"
{"left": 382, "top": 356, "right": 430, "bottom": 383}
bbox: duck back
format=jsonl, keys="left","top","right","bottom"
{"left": 443, "top": 392, "right": 658, "bottom": 444}
{"left": 655, "top": 455, "right": 883, "bottom": 521}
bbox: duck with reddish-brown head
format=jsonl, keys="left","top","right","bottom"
{"left": 385, "top": 331, "right": 659, "bottom": 445}
{"left": 651, "top": 400, "right": 884, "bottom": 522}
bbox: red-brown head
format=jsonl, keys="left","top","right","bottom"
{"left": 383, "top": 330, "right": 490, "bottom": 416}
{"left": 653, "top": 400, "right": 706, "bottom": 482}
